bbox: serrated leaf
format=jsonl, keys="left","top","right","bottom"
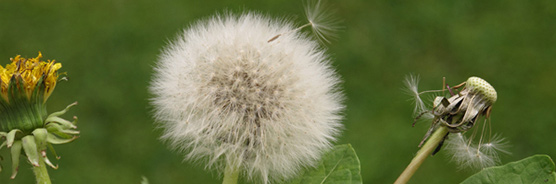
{"left": 287, "top": 144, "right": 362, "bottom": 184}
{"left": 461, "top": 154, "right": 556, "bottom": 184}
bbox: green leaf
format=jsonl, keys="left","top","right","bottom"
{"left": 461, "top": 154, "right": 556, "bottom": 184}
{"left": 287, "top": 144, "right": 362, "bottom": 184}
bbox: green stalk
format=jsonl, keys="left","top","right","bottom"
{"left": 222, "top": 163, "right": 239, "bottom": 184}
{"left": 394, "top": 126, "right": 449, "bottom": 184}
{"left": 33, "top": 155, "right": 52, "bottom": 184}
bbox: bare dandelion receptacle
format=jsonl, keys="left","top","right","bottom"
{"left": 396, "top": 76, "right": 508, "bottom": 184}
{"left": 397, "top": 76, "right": 509, "bottom": 183}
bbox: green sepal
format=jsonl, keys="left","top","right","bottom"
{"left": 47, "top": 133, "right": 78, "bottom": 145}
{"left": 7, "top": 75, "right": 27, "bottom": 104}
{"left": 0, "top": 80, "right": 7, "bottom": 104}
{"left": 0, "top": 75, "right": 48, "bottom": 132}
{"left": 46, "top": 116, "right": 76, "bottom": 129}
{"left": 72, "top": 116, "right": 79, "bottom": 126}
{"left": 47, "top": 143, "right": 61, "bottom": 160}
{"left": 10, "top": 140, "right": 22, "bottom": 179}
{"left": 7, "top": 129, "right": 22, "bottom": 148}
{"left": 22, "top": 135, "right": 40, "bottom": 167}
{"left": 43, "top": 154, "right": 58, "bottom": 169}
{"left": 36, "top": 129, "right": 60, "bottom": 169}
{"left": 0, "top": 132, "right": 6, "bottom": 149}
{"left": 32, "top": 128, "right": 49, "bottom": 151}
{"left": 31, "top": 75, "right": 47, "bottom": 104}
{"left": 46, "top": 102, "right": 78, "bottom": 120}
{"left": 46, "top": 123, "right": 79, "bottom": 134}
{"left": 49, "top": 131, "right": 72, "bottom": 139}
{"left": 0, "top": 140, "right": 6, "bottom": 150}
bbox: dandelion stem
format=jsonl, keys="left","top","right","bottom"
{"left": 394, "top": 126, "right": 449, "bottom": 184}
{"left": 33, "top": 155, "right": 52, "bottom": 184}
{"left": 222, "top": 163, "right": 239, "bottom": 184}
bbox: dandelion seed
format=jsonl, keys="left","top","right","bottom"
{"left": 304, "top": 0, "right": 341, "bottom": 44}
{"left": 150, "top": 12, "right": 344, "bottom": 183}
{"left": 268, "top": 0, "right": 340, "bottom": 44}
{"left": 403, "top": 74, "right": 427, "bottom": 116}
{"left": 481, "top": 134, "right": 510, "bottom": 156}
{"left": 446, "top": 133, "right": 501, "bottom": 169}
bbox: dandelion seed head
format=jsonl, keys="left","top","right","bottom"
{"left": 150, "top": 12, "right": 344, "bottom": 183}
{"left": 407, "top": 76, "right": 509, "bottom": 171}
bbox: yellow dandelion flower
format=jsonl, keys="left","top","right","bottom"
{"left": 0, "top": 52, "right": 78, "bottom": 183}
{"left": 0, "top": 52, "right": 62, "bottom": 103}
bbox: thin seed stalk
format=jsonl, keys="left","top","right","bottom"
{"left": 33, "top": 155, "right": 52, "bottom": 184}
{"left": 222, "top": 163, "right": 239, "bottom": 184}
{"left": 394, "top": 126, "right": 449, "bottom": 184}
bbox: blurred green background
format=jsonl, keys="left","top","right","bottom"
{"left": 1, "top": 0, "right": 555, "bottom": 183}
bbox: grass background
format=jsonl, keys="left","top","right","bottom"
{"left": 1, "top": 0, "right": 555, "bottom": 183}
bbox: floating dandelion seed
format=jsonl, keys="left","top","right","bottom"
{"left": 404, "top": 74, "right": 428, "bottom": 117}
{"left": 267, "top": 0, "right": 340, "bottom": 44}
{"left": 150, "top": 9, "right": 343, "bottom": 184}
{"left": 304, "top": 0, "right": 341, "bottom": 43}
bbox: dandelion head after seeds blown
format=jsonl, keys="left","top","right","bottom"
{"left": 407, "top": 75, "right": 508, "bottom": 170}
{"left": 150, "top": 6, "right": 344, "bottom": 184}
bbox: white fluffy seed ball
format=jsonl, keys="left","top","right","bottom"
{"left": 150, "top": 12, "right": 344, "bottom": 183}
